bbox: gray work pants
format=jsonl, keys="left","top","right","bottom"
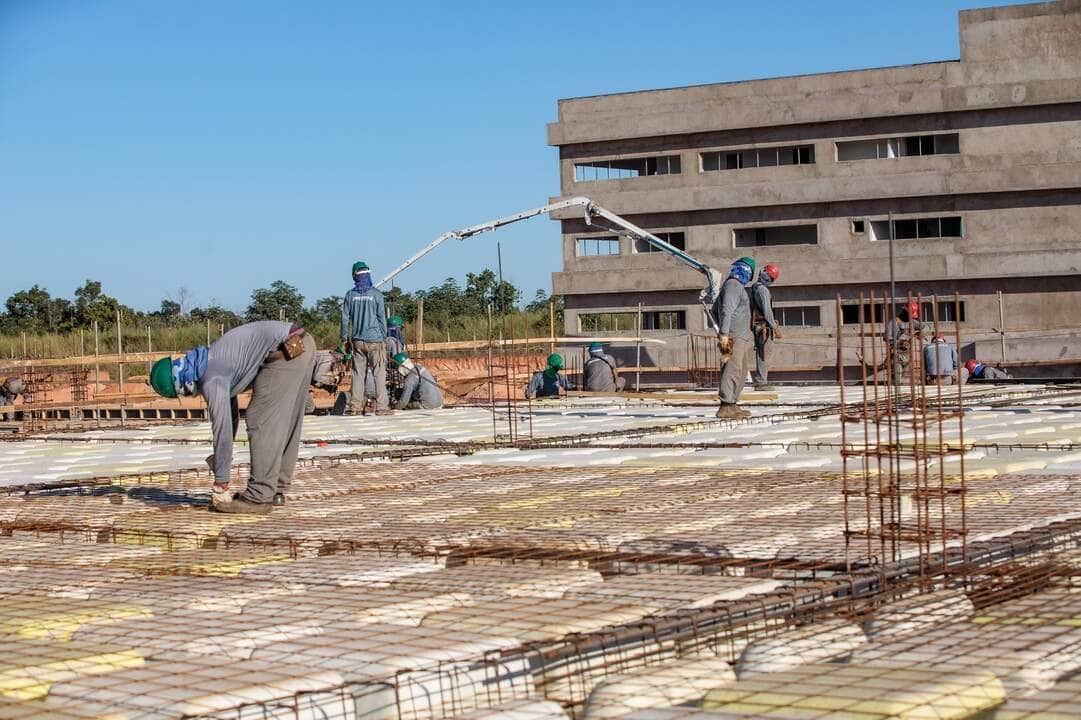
{"left": 718, "top": 336, "right": 752, "bottom": 405}
{"left": 350, "top": 340, "right": 389, "bottom": 412}
{"left": 242, "top": 333, "right": 316, "bottom": 504}
{"left": 751, "top": 328, "right": 774, "bottom": 385}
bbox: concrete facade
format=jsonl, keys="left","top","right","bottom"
{"left": 547, "top": 0, "right": 1081, "bottom": 376}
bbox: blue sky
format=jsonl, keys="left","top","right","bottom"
{"left": 0, "top": 0, "right": 1028, "bottom": 313}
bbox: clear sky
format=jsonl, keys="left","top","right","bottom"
{"left": 0, "top": 0, "right": 1032, "bottom": 313}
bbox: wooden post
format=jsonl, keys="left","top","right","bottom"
{"left": 548, "top": 300, "right": 556, "bottom": 355}
{"left": 997, "top": 290, "right": 1007, "bottom": 364}
{"left": 416, "top": 299, "right": 425, "bottom": 349}
{"left": 219, "top": 323, "right": 224, "bottom": 339}
{"left": 206, "top": 318, "right": 211, "bottom": 346}
{"left": 116, "top": 310, "right": 125, "bottom": 427}
{"left": 93, "top": 320, "right": 100, "bottom": 425}
{"left": 79, "top": 329, "right": 84, "bottom": 356}
{"left": 21, "top": 332, "right": 27, "bottom": 358}
{"left": 635, "top": 303, "right": 643, "bottom": 392}
{"left": 146, "top": 326, "right": 152, "bottom": 353}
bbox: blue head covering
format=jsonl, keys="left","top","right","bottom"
{"left": 353, "top": 268, "right": 373, "bottom": 293}
{"left": 171, "top": 346, "right": 208, "bottom": 397}
{"left": 729, "top": 260, "right": 753, "bottom": 285}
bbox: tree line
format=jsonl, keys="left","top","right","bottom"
{"left": 0, "top": 272, "right": 562, "bottom": 338}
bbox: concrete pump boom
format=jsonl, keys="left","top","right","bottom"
{"left": 376, "top": 196, "right": 726, "bottom": 331}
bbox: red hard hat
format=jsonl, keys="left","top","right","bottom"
{"left": 762, "top": 263, "right": 780, "bottom": 281}
{"left": 965, "top": 359, "right": 979, "bottom": 373}
{"left": 908, "top": 300, "right": 920, "bottom": 317}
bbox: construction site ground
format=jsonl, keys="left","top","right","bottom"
{"left": 4, "top": 382, "right": 1081, "bottom": 719}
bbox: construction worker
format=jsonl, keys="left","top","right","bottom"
{"left": 885, "top": 300, "right": 926, "bottom": 385}
{"left": 924, "top": 334, "right": 959, "bottom": 385}
{"left": 305, "top": 350, "right": 347, "bottom": 414}
{"left": 387, "top": 316, "right": 406, "bottom": 356}
{"left": 390, "top": 353, "right": 443, "bottom": 409}
{"left": 526, "top": 353, "right": 574, "bottom": 399}
{"left": 341, "top": 261, "right": 393, "bottom": 416}
{"left": 966, "top": 359, "right": 1013, "bottom": 382}
{"left": 583, "top": 342, "right": 625, "bottom": 392}
{"left": 149, "top": 320, "right": 316, "bottom": 514}
{"left": 750, "top": 263, "right": 782, "bottom": 391}
{"left": 713, "top": 256, "right": 755, "bottom": 419}
{"left": 0, "top": 377, "right": 24, "bottom": 420}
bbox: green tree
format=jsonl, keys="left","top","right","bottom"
{"left": 246, "top": 281, "right": 305, "bottom": 322}
{"left": 72, "top": 280, "right": 130, "bottom": 328}
{"left": 191, "top": 305, "right": 243, "bottom": 328}
{"left": 384, "top": 286, "right": 417, "bottom": 322}
{"left": 5, "top": 285, "right": 53, "bottom": 331}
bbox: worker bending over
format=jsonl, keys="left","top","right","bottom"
{"left": 583, "top": 342, "right": 625, "bottom": 392}
{"left": 924, "top": 334, "right": 959, "bottom": 385}
{"left": 750, "top": 263, "right": 782, "bottom": 391}
{"left": 391, "top": 353, "right": 443, "bottom": 409}
{"left": 341, "top": 261, "right": 393, "bottom": 416}
{"left": 0, "top": 377, "right": 24, "bottom": 420}
{"left": 305, "top": 350, "right": 347, "bottom": 415}
{"left": 966, "top": 359, "right": 1013, "bottom": 382}
{"left": 150, "top": 320, "right": 316, "bottom": 514}
{"left": 713, "top": 256, "right": 755, "bottom": 419}
{"left": 526, "top": 354, "right": 573, "bottom": 399}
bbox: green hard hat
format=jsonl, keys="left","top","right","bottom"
{"left": 392, "top": 352, "right": 409, "bottom": 366}
{"left": 547, "top": 353, "right": 564, "bottom": 370}
{"left": 149, "top": 357, "right": 177, "bottom": 398}
{"left": 352, "top": 261, "right": 369, "bottom": 276}
{"left": 589, "top": 342, "right": 603, "bottom": 351}
{"left": 388, "top": 315, "right": 403, "bottom": 327}
{"left": 736, "top": 256, "right": 756, "bottom": 275}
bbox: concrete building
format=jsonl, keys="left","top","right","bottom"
{"left": 548, "top": 0, "right": 1081, "bottom": 378}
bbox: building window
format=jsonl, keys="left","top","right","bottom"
{"left": 579, "top": 310, "right": 686, "bottom": 332}
{"left": 576, "top": 237, "right": 620, "bottom": 257}
{"left": 870, "top": 217, "right": 963, "bottom": 241}
{"left": 776, "top": 305, "right": 821, "bottom": 327}
{"left": 842, "top": 300, "right": 966, "bottom": 325}
{"left": 836, "top": 133, "right": 960, "bottom": 161}
{"left": 852, "top": 220, "right": 866, "bottom": 234}
{"left": 634, "top": 231, "right": 686, "bottom": 253}
{"left": 734, "top": 224, "right": 818, "bottom": 247}
{"left": 643, "top": 311, "right": 686, "bottom": 330}
{"left": 574, "top": 155, "right": 681, "bottom": 182}
{"left": 702, "top": 144, "right": 815, "bottom": 172}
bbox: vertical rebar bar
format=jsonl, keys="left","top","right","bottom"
{"left": 837, "top": 295, "right": 850, "bottom": 572}
{"left": 955, "top": 291, "right": 968, "bottom": 570}
{"left": 858, "top": 291, "right": 872, "bottom": 564}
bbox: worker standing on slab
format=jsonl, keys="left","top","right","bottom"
{"left": 583, "top": 342, "right": 625, "bottom": 392}
{"left": 712, "top": 257, "right": 755, "bottom": 419}
{"left": 966, "top": 359, "right": 1013, "bottom": 382}
{"left": 526, "top": 353, "right": 574, "bottom": 399}
{"left": 750, "top": 263, "right": 782, "bottom": 391}
{"left": 885, "top": 300, "right": 926, "bottom": 385}
{"left": 149, "top": 320, "right": 316, "bottom": 514}
{"left": 0, "top": 377, "right": 24, "bottom": 420}
{"left": 390, "top": 353, "right": 443, "bottom": 410}
{"left": 341, "top": 261, "right": 393, "bottom": 416}
{"left": 924, "top": 334, "right": 959, "bottom": 385}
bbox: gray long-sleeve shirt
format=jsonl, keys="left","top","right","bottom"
{"left": 526, "top": 371, "right": 572, "bottom": 399}
{"left": 198, "top": 320, "right": 292, "bottom": 483}
{"left": 713, "top": 277, "right": 752, "bottom": 340}
{"left": 750, "top": 282, "right": 777, "bottom": 332}
{"left": 341, "top": 287, "right": 387, "bottom": 343}
{"left": 395, "top": 365, "right": 443, "bottom": 409}
{"left": 583, "top": 353, "right": 619, "bottom": 391}
{"left": 923, "top": 341, "right": 958, "bottom": 376}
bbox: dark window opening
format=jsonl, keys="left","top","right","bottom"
{"left": 777, "top": 306, "right": 821, "bottom": 327}
{"left": 576, "top": 237, "right": 620, "bottom": 257}
{"left": 852, "top": 220, "right": 866, "bottom": 234}
{"left": 842, "top": 300, "right": 966, "bottom": 325}
{"left": 701, "top": 144, "right": 815, "bottom": 172}
{"left": 836, "top": 133, "right": 960, "bottom": 161}
{"left": 579, "top": 310, "right": 686, "bottom": 332}
{"left": 575, "top": 155, "right": 681, "bottom": 182}
{"left": 635, "top": 231, "right": 686, "bottom": 253}
{"left": 734, "top": 224, "right": 818, "bottom": 247}
{"left": 870, "top": 217, "right": 963, "bottom": 241}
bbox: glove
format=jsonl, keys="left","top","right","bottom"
{"left": 774, "top": 329, "right": 783, "bottom": 340}
{"left": 717, "top": 335, "right": 733, "bottom": 353}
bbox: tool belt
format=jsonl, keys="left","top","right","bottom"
{"left": 265, "top": 327, "right": 307, "bottom": 364}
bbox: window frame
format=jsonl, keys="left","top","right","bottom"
{"left": 575, "top": 236, "right": 621, "bottom": 257}
{"left": 835, "top": 133, "right": 961, "bottom": 162}
{"left": 574, "top": 154, "right": 683, "bottom": 182}
{"left": 700, "top": 144, "right": 816, "bottom": 173}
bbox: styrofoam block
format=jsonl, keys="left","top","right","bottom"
{"left": 736, "top": 619, "right": 866, "bottom": 677}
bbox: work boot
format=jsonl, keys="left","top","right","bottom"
{"left": 211, "top": 497, "right": 272, "bottom": 515}
{"left": 754, "top": 384, "right": 775, "bottom": 391}
{"left": 361, "top": 400, "right": 375, "bottom": 416}
{"left": 715, "top": 403, "right": 750, "bottom": 419}
{"left": 273, "top": 493, "right": 286, "bottom": 507}
{"left": 375, "top": 408, "right": 395, "bottom": 416}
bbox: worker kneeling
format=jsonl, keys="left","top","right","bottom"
{"left": 526, "top": 354, "right": 574, "bottom": 399}
{"left": 390, "top": 353, "right": 443, "bottom": 410}
{"left": 150, "top": 320, "right": 316, "bottom": 514}
{"left": 965, "top": 359, "right": 1012, "bottom": 382}
{"left": 583, "top": 342, "right": 625, "bottom": 392}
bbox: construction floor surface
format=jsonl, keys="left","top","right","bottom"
{"left": 3, "top": 383, "right": 1081, "bottom": 719}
